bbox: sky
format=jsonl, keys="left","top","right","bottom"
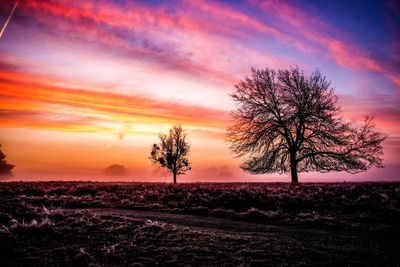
{"left": 0, "top": 0, "right": 399, "bottom": 182}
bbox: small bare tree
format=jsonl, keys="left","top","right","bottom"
{"left": 150, "top": 125, "right": 191, "bottom": 184}
{"left": 228, "top": 67, "right": 386, "bottom": 185}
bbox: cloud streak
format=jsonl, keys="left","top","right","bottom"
{"left": 252, "top": 0, "right": 400, "bottom": 88}
{"left": 0, "top": 70, "right": 229, "bottom": 133}
{"left": 15, "top": 0, "right": 298, "bottom": 84}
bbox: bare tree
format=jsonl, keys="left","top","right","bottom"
{"left": 150, "top": 125, "right": 191, "bottom": 184}
{"left": 228, "top": 67, "right": 386, "bottom": 185}
{"left": 0, "top": 144, "right": 14, "bottom": 177}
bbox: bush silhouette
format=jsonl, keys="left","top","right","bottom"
{"left": 0, "top": 144, "right": 14, "bottom": 177}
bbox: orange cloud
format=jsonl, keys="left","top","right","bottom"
{"left": 0, "top": 70, "right": 230, "bottom": 132}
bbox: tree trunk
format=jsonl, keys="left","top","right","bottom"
{"left": 290, "top": 165, "right": 298, "bottom": 185}
{"left": 290, "top": 153, "right": 299, "bottom": 185}
{"left": 173, "top": 171, "right": 177, "bottom": 184}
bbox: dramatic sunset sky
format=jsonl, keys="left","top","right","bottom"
{"left": 0, "top": 0, "right": 399, "bottom": 182}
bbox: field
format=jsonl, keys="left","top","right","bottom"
{"left": 0, "top": 182, "right": 399, "bottom": 266}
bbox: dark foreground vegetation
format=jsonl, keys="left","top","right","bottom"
{"left": 0, "top": 182, "right": 399, "bottom": 266}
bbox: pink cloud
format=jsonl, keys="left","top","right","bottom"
{"left": 252, "top": 0, "right": 400, "bottom": 88}
{"left": 18, "top": 0, "right": 297, "bottom": 85}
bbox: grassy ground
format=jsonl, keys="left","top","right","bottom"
{"left": 0, "top": 182, "right": 399, "bottom": 266}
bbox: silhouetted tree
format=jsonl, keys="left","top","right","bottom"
{"left": 150, "top": 125, "right": 191, "bottom": 184}
{"left": 228, "top": 67, "right": 386, "bottom": 185}
{"left": 0, "top": 144, "right": 14, "bottom": 177}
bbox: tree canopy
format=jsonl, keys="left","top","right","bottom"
{"left": 228, "top": 67, "right": 386, "bottom": 184}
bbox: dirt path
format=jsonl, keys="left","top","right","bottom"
{"left": 60, "top": 207, "right": 399, "bottom": 266}
{"left": 87, "top": 207, "right": 289, "bottom": 233}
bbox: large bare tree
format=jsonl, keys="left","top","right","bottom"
{"left": 228, "top": 67, "right": 386, "bottom": 185}
{"left": 150, "top": 125, "right": 191, "bottom": 184}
